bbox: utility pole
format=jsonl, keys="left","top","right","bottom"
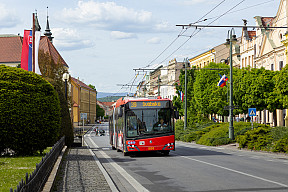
{"left": 184, "top": 58, "right": 188, "bottom": 130}
{"left": 158, "top": 75, "right": 161, "bottom": 96}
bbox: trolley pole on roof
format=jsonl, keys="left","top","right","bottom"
{"left": 184, "top": 58, "right": 188, "bottom": 130}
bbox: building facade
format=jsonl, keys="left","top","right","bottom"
{"left": 189, "top": 49, "right": 215, "bottom": 68}
{"left": 71, "top": 77, "right": 97, "bottom": 126}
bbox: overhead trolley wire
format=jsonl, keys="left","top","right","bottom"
{"left": 142, "top": 0, "right": 228, "bottom": 69}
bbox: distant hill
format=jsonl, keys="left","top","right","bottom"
{"left": 97, "top": 92, "right": 128, "bottom": 98}
{"left": 98, "top": 96, "right": 123, "bottom": 102}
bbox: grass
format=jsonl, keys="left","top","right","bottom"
{"left": 0, "top": 148, "right": 51, "bottom": 192}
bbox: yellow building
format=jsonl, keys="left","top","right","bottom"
{"left": 189, "top": 49, "right": 215, "bottom": 68}
{"left": 71, "top": 77, "right": 97, "bottom": 126}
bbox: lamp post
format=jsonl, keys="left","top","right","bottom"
{"left": 225, "top": 29, "right": 237, "bottom": 140}
{"left": 63, "top": 72, "right": 69, "bottom": 100}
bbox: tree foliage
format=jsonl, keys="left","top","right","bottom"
{"left": 38, "top": 50, "right": 74, "bottom": 146}
{"left": 0, "top": 65, "right": 61, "bottom": 155}
{"left": 175, "top": 62, "right": 284, "bottom": 126}
{"left": 96, "top": 104, "right": 105, "bottom": 118}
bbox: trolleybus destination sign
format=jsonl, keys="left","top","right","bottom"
{"left": 129, "top": 100, "right": 170, "bottom": 109}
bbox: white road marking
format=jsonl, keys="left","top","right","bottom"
{"left": 84, "top": 140, "right": 119, "bottom": 192}
{"left": 179, "top": 155, "right": 288, "bottom": 188}
{"left": 87, "top": 137, "right": 150, "bottom": 192}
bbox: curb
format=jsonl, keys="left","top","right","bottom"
{"left": 42, "top": 145, "right": 67, "bottom": 192}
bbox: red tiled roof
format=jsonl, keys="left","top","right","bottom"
{"left": 39, "top": 36, "right": 68, "bottom": 67}
{"left": 102, "top": 102, "right": 115, "bottom": 107}
{"left": 248, "top": 31, "right": 256, "bottom": 39}
{"left": 0, "top": 35, "right": 68, "bottom": 68}
{"left": 261, "top": 17, "right": 274, "bottom": 27}
{"left": 71, "top": 77, "right": 96, "bottom": 92}
{"left": 0, "top": 36, "right": 22, "bottom": 63}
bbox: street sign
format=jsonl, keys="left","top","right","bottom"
{"left": 248, "top": 108, "right": 256, "bottom": 117}
{"left": 80, "top": 113, "right": 87, "bottom": 119}
{"left": 224, "top": 105, "right": 239, "bottom": 110}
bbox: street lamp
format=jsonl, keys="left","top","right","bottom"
{"left": 63, "top": 72, "right": 69, "bottom": 100}
{"left": 225, "top": 28, "right": 237, "bottom": 140}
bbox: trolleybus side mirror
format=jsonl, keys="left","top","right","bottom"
{"left": 118, "top": 107, "right": 123, "bottom": 117}
{"left": 174, "top": 111, "right": 179, "bottom": 119}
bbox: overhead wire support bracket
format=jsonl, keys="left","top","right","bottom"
{"left": 176, "top": 24, "right": 288, "bottom": 29}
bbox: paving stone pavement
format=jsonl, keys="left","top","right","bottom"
{"left": 52, "top": 147, "right": 112, "bottom": 192}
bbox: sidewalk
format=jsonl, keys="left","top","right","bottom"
{"left": 51, "top": 146, "right": 112, "bottom": 192}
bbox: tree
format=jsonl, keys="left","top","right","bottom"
{"left": 96, "top": 104, "right": 105, "bottom": 118}
{"left": 88, "top": 84, "right": 96, "bottom": 90}
{"left": 0, "top": 65, "right": 61, "bottom": 155}
{"left": 38, "top": 50, "right": 74, "bottom": 146}
{"left": 193, "top": 63, "right": 229, "bottom": 117}
{"left": 274, "top": 65, "right": 288, "bottom": 108}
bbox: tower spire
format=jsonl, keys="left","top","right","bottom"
{"left": 44, "top": 6, "right": 54, "bottom": 42}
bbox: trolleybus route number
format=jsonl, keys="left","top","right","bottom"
{"left": 130, "top": 102, "right": 162, "bottom": 108}
{"left": 148, "top": 147, "right": 155, "bottom": 150}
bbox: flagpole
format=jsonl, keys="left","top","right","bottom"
{"left": 32, "top": 13, "right": 35, "bottom": 73}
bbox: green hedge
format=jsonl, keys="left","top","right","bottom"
{"left": 0, "top": 65, "right": 61, "bottom": 155}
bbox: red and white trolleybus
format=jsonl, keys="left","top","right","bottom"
{"left": 109, "top": 96, "right": 178, "bottom": 156}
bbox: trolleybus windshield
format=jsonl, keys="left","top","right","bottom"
{"left": 126, "top": 108, "right": 173, "bottom": 137}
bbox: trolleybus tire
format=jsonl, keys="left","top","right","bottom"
{"left": 162, "top": 151, "right": 170, "bottom": 156}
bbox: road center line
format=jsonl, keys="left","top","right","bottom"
{"left": 87, "top": 137, "right": 150, "bottom": 192}
{"left": 179, "top": 155, "right": 288, "bottom": 188}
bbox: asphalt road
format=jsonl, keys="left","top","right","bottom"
{"left": 84, "top": 122, "right": 288, "bottom": 192}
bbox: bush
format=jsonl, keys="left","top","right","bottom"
{"left": 236, "top": 126, "right": 273, "bottom": 151}
{"left": 0, "top": 65, "right": 61, "bottom": 155}
{"left": 270, "top": 126, "right": 288, "bottom": 141}
{"left": 196, "top": 124, "right": 231, "bottom": 146}
{"left": 272, "top": 138, "right": 288, "bottom": 153}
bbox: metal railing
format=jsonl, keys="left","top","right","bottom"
{"left": 10, "top": 136, "right": 65, "bottom": 192}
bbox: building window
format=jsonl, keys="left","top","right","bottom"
{"left": 245, "top": 57, "right": 247, "bottom": 68}
{"left": 279, "top": 61, "right": 283, "bottom": 70}
{"left": 271, "top": 64, "right": 274, "bottom": 71}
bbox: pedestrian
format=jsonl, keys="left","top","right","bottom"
{"left": 246, "top": 115, "right": 251, "bottom": 122}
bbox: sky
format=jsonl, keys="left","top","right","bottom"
{"left": 0, "top": 0, "right": 281, "bottom": 94}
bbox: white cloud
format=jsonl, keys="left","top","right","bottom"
{"left": 52, "top": 28, "right": 95, "bottom": 51}
{"left": 0, "top": 4, "right": 19, "bottom": 28}
{"left": 147, "top": 37, "right": 161, "bottom": 44}
{"left": 61, "top": 1, "right": 152, "bottom": 29}
{"left": 59, "top": 1, "right": 171, "bottom": 33}
{"left": 110, "top": 31, "right": 137, "bottom": 39}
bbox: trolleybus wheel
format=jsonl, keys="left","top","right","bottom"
{"left": 162, "top": 151, "right": 170, "bottom": 156}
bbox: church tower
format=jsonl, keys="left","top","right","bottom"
{"left": 44, "top": 7, "right": 54, "bottom": 43}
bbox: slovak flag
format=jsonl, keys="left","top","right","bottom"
{"left": 21, "top": 30, "right": 33, "bottom": 71}
{"left": 179, "top": 90, "right": 184, "bottom": 101}
{"left": 217, "top": 74, "right": 228, "bottom": 87}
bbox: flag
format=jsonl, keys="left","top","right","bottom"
{"left": 217, "top": 74, "right": 228, "bottom": 87}
{"left": 21, "top": 30, "right": 33, "bottom": 71}
{"left": 34, "top": 31, "right": 41, "bottom": 75}
{"left": 179, "top": 90, "right": 184, "bottom": 101}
